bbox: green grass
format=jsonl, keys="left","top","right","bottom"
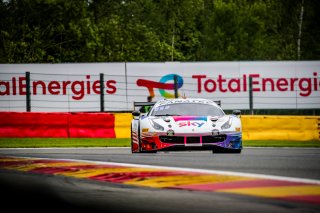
{"left": 0, "top": 138, "right": 319, "bottom": 148}
{"left": 0, "top": 138, "right": 130, "bottom": 148}
{"left": 243, "top": 140, "right": 320, "bottom": 147}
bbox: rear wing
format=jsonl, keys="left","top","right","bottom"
{"left": 214, "top": 100, "right": 221, "bottom": 107}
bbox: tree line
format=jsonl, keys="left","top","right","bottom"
{"left": 0, "top": 0, "right": 319, "bottom": 63}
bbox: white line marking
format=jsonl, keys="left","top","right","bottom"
{"left": 2, "top": 155, "right": 320, "bottom": 185}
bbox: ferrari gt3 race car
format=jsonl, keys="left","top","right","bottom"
{"left": 131, "top": 98, "right": 242, "bottom": 154}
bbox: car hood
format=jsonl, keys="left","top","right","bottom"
{"left": 147, "top": 115, "right": 231, "bottom": 133}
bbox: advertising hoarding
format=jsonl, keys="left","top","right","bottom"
{"left": 0, "top": 61, "right": 319, "bottom": 111}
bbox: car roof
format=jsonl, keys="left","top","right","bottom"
{"left": 155, "top": 98, "right": 220, "bottom": 107}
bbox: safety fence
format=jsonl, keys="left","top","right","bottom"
{"left": 1, "top": 71, "right": 319, "bottom": 113}
{"left": 0, "top": 112, "right": 319, "bottom": 141}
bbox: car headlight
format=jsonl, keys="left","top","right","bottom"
{"left": 150, "top": 119, "right": 164, "bottom": 131}
{"left": 221, "top": 117, "right": 232, "bottom": 130}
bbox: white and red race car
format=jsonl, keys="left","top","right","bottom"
{"left": 131, "top": 98, "right": 242, "bottom": 154}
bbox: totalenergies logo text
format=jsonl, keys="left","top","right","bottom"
{"left": 137, "top": 74, "right": 183, "bottom": 98}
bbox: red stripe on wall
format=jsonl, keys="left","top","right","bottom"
{"left": 0, "top": 112, "right": 115, "bottom": 138}
{"left": 69, "top": 112, "right": 115, "bottom": 138}
{"left": 0, "top": 112, "right": 69, "bottom": 137}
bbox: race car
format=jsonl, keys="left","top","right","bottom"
{"left": 131, "top": 98, "right": 242, "bottom": 154}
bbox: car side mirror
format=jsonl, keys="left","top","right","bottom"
{"left": 132, "top": 110, "right": 141, "bottom": 117}
{"left": 232, "top": 110, "right": 241, "bottom": 116}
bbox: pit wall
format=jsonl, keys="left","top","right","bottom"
{"left": 0, "top": 112, "right": 319, "bottom": 141}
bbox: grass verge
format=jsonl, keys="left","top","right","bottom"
{"left": 0, "top": 138, "right": 131, "bottom": 148}
{"left": 0, "top": 138, "right": 319, "bottom": 148}
{"left": 243, "top": 140, "right": 320, "bottom": 147}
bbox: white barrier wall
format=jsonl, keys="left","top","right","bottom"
{"left": 0, "top": 61, "right": 319, "bottom": 111}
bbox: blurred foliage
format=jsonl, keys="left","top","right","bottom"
{"left": 0, "top": 0, "right": 319, "bottom": 63}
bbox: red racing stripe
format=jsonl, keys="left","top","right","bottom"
{"left": 89, "top": 171, "right": 187, "bottom": 183}
{"left": 30, "top": 164, "right": 118, "bottom": 174}
{"left": 1, "top": 156, "right": 319, "bottom": 206}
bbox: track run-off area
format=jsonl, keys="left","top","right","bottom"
{"left": 0, "top": 147, "right": 319, "bottom": 213}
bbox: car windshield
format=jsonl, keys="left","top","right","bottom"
{"left": 151, "top": 103, "right": 225, "bottom": 116}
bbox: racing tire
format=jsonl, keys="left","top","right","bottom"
{"left": 229, "top": 149, "right": 242, "bottom": 154}
{"left": 212, "top": 147, "right": 242, "bottom": 154}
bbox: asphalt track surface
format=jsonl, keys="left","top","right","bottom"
{"left": 0, "top": 147, "right": 320, "bottom": 213}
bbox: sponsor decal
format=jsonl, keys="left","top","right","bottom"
{"left": 178, "top": 121, "right": 205, "bottom": 128}
{"left": 172, "top": 116, "right": 207, "bottom": 128}
{"left": 173, "top": 116, "right": 207, "bottom": 122}
{"left": 212, "top": 129, "right": 219, "bottom": 135}
{"left": 137, "top": 74, "right": 183, "bottom": 98}
{"left": 0, "top": 75, "right": 116, "bottom": 100}
{"left": 192, "top": 73, "right": 319, "bottom": 97}
{"left": 167, "top": 129, "right": 175, "bottom": 136}
{"left": 137, "top": 72, "right": 320, "bottom": 98}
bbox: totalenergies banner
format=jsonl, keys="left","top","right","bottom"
{"left": 0, "top": 63, "right": 125, "bottom": 112}
{"left": 0, "top": 61, "right": 319, "bottom": 111}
